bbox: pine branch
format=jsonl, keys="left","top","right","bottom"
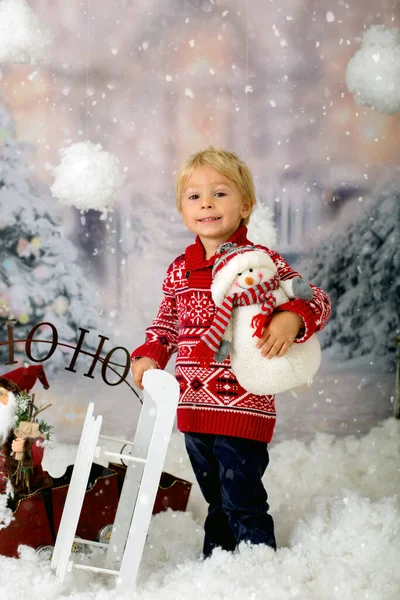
{"left": 31, "top": 402, "right": 52, "bottom": 420}
{"left": 28, "top": 393, "right": 35, "bottom": 419}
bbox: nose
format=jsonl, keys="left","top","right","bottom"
{"left": 245, "top": 277, "right": 254, "bottom": 286}
{"left": 200, "top": 194, "right": 214, "bottom": 209}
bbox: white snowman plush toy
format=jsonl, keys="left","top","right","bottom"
{"left": 191, "top": 242, "right": 321, "bottom": 395}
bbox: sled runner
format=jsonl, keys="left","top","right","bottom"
{"left": 51, "top": 369, "right": 180, "bottom": 588}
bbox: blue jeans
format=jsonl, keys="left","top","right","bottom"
{"left": 184, "top": 432, "right": 276, "bottom": 558}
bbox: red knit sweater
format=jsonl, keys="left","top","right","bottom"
{"left": 131, "top": 226, "right": 331, "bottom": 443}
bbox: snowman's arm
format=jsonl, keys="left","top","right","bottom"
{"left": 273, "top": 286, "right": 290, "bottom": 306}
{"left": 213, "top": 322, "right": 232, "bottom": 362}
{"left": 256, "top": 245, "right": 331, "bottom": 342}
{"left": 280, "top": 277, "right": 313, "bottom": 301}
{"left": 223, "top": 320, "right": 233, "bottom": 342}
{"left": 280, "top": 279, "right": 295, "bottom": 299}
{"left": 214, "top": 340, "right": 231, "bottom": 363}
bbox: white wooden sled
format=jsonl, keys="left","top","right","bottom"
{"left": 51, "top": 369, "right": 179, "bottom": 588}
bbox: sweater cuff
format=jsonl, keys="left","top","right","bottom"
{"left": 130, "top": 342, "right": 170, "bottom": 370}
{"left": 276, "top": 299, "right": 317, "bottom": 343}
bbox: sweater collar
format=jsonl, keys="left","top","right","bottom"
{"left": 185, "top": 225, "right": 252, "bottom": 271}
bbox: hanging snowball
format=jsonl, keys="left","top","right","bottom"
{"left": 52, "top": 295, "right": 69, "bottom": 316}
{"left": 0, "top": 0, "right": 53, "bottom": 65}
{"left": 247, "top": 204, "right": 277, "bottom": 248}
{"left": 346, "top": 25, "right": 400, "bottom": 114}
{"left": 50, "top": 141, "right": 125, "bottom": 216}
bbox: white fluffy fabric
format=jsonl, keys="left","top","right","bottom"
{"left": 0, "top": 391, "right": 16, "bottom": 444}
{"left": 212, "top": 249, "right": 277, "bottom": 307}
{"left": 0, "top": 0, "right": 52, "bottom": 65}
{"left": 211, "top": 251, "right": 321, "bottom": 394}
{"left": 230, "top": 304, "right": 321, "bottom": 395}
{"left": 50, "top": 142, "right": 125, "bottom": 215}
{"left": 346, "top": 25, "right": 400, "bottom": 114}
{"left": 0, "top": 481, "right": 14, "bottom": 530}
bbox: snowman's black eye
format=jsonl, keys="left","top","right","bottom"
{"left": 249, "top": 268, "right": 253, "bottom": 273}
{"left": 237, "top": 272, "right": 242, "bottom": 276}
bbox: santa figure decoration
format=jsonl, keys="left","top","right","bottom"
{"left": 0, "top": 369, "right": 52, "bottom": 501}
{"left": 191, "top": 243, "right": 322, "bottom": 395}
{"left": 2, "top": 364, "right": 50, "bottom": 393}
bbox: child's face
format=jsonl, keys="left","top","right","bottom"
{"left": 180, "top": 167, "right": 251, "bottom": 243}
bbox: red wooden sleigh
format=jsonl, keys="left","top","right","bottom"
{"left": 0, "top": 463, "right": 191, "bottom": 559}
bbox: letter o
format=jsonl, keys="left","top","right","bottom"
{"left": 101, "top": 347, "right": 130, "bottom": 386}
{"left": 26, "top": 322, "right": 58, "bottom": 362}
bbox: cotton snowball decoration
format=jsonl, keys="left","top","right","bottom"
{"left": 0, "top": 0, "right": 52, "bottom": 65}
{"left": 50, "top": 142, "right": 125, "bottom": 216}
{"left": 346, "top": 25, "right": 400, "bottom": 114}
{"left": 247, "top": 203, "right": 277, "bottom": 247}
{"left": 191, "top": 243, "right": 321, "bottom": 395}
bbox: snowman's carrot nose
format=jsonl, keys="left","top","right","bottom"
{"left": 245, "top": 276, "right": 254, "bottom": 286}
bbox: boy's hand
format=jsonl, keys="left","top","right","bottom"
{"left": 131, "top": 357, "right": 158, "bottom": 390}
{"left": 256, "top": 311, "right": 304, "bottom": 359}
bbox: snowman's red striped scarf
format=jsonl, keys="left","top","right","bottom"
{"left": 191, "top": 275, "right": 280, "bottom": 367}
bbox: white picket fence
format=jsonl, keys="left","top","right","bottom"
{"left": 51, "top": 369, "right": 180, "bottom": 589}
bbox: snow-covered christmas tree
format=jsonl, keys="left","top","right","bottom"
{"left": 0, "top": 100, "right": 100, "bottom": 371}
{"left": 304, "top": 189, "right": 400, "bottom": 371}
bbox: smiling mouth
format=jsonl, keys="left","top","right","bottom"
{"left": 238, "top": 277, "right": 262, "bottom": 290}
{"left": 198, "top": 217, "right": 221, "bottom": 222}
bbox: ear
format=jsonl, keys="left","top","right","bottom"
{"left": 240, "top": 199, "right": 252, "bottom": 219}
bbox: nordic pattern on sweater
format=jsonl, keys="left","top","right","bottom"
{"left": 131, "top": 226, "right": 331, "bottom": 444}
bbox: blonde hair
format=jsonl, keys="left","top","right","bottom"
{"left": 176, "top": 147, "right": 256, "bottom": 225}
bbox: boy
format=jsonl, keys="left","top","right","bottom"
{"left": 131, "top": 147, "right": 331, "bottom": 558}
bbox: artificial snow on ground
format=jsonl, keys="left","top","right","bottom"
{"left": 0, "top": 416, "right": 398, "bottom": 600}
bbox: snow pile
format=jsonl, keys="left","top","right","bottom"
{"left": 0, "top": 418, "right": 390, "bottom": 599}
{"left": 0, "top": 482, "right": 13, "bottom": 531}
{"left": 265, "top": 418, "right": 400, "bottom": 546}
{"left": 346, "top": 25, "right": 400, "bottom": 114}
{"left": 0, "top": 0, "right": 52, "bottom": 65}
{"left": 247, "top": 203, "right": 277, "bottom": 248}
{"left": 50, "top": 142, "right": 125, "bottom": 215}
